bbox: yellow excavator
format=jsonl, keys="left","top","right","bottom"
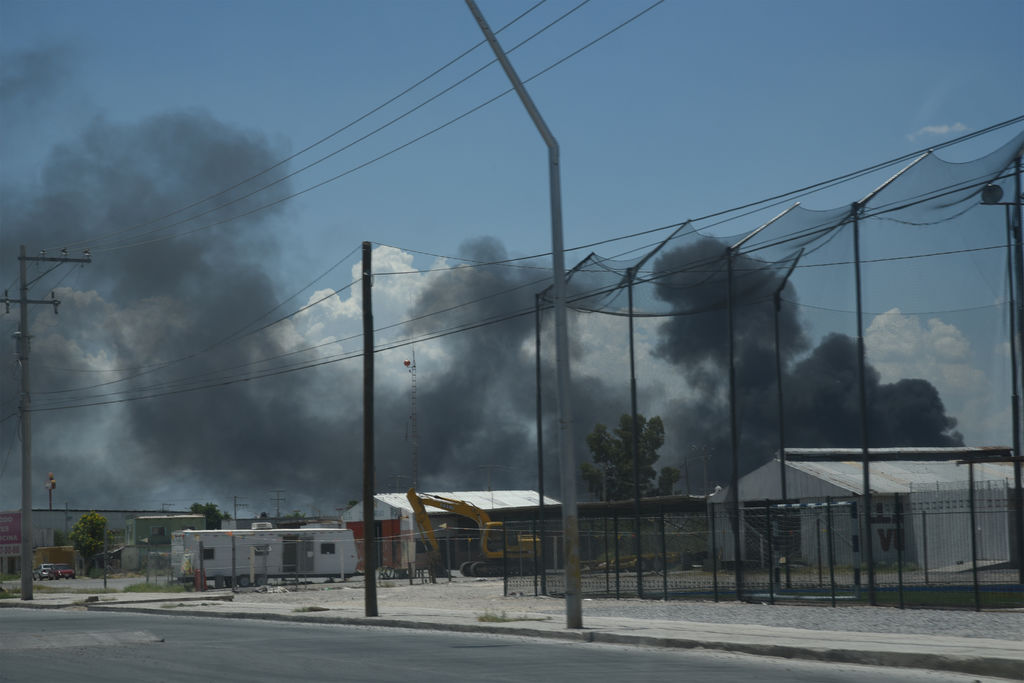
{"left": 406, "top": 488, "right": 536, "bottom": 577}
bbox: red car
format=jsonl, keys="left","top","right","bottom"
{"left": 50, "top": 563, "right": 76, "bottom": 579}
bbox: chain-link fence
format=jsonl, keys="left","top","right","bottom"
{"left": 501, "top": 487, "right": 1022, "bottom": 609}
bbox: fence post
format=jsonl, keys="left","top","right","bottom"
{"left": 709, "top": 504, "right": 719, "bottom": 602}
{"left": 851, "top": 502, "right": 861, "bottom": 599}
{"left": 969, "top": 463, "right": 981, "bottom": 611}
{"left": 660, "top": 509, "right": 668, "bottom": 601}
{"left": 922, "top": 509, "right": 930, "bottom": 585}
{"left": 816, "top": 516, "right": 823, "bottom": 587}
{"left": 896, "top": 493, "right": 904, "bottom": 609}
{"left": 502, "top": 522, "right": 508, "bottom": 597}
{"left": 532, "top": 520, "right": 538, "bottom": 597}
{"left": 598, "top": 518, "right": 606, "bottom": 593}
{"left": 826, "top": 498, "right": 836, "bottom": 608}
{"left": 766, "top": 501, "right": 775, "bottom": 604}
{"left": 613, "top": 511, "right": 621, "bottom": 600}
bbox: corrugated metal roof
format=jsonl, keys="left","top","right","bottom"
{"left": 784, "top": 446, "right": 1013, "bottom": 461}
{"left": 786, "top": 459, "right": 1015, "bottom": 495}
{"left": 373, "top": 490, "right": 559, "bottom": 514}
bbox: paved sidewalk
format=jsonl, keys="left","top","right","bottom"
{"left": 4, "top": 589, "right": 1022, "bottom": 680}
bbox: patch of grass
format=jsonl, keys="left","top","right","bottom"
{"left": 477, "top": 609, "right": 550, "bottom": 623}
{"left": 33, "top": 585, "right": 119, "bottom": 595}
{"left": 123, "top": 582, "right": 186, "bottom": 593}
{"left": 293, "top": 605, "right": 330, "bottom": 613}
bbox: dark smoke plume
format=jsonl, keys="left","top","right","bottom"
{"left": 650, "top": 240, "right": 963, "bottom": 486}
{"left": 0, "top": 107, "right": 372, "bottom": 513}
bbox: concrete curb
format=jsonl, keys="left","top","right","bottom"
{"left": 82, "top": 603, "right": 1022, "bottom": 680}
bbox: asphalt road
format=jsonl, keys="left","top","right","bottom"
{"left": 0, "top": 609, "right": 1007, "bottom": 683}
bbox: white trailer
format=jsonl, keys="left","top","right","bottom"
{"left": 171, "top": 525, "right": 358, "bottom": 588}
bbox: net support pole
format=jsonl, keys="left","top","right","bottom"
{"left": 852, "top": 207, "right": 875, "bottom": 605}
{"left": 1012, "top": 154, "right": 1024, "bottom": 584}
{"left": 850, "top": 152, "right": 928, "bottom": 606}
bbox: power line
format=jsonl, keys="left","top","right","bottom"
{"left": 79, "top": 1, "right": 662, "bottom": 253}
{"left": 50, "top": 1, "right": 553, "bottom": 253}
{"left": 74, "top": 2, "right": 597, "bottom": 254}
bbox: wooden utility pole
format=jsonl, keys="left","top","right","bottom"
{"left": 361, "top": 241, "right": 378, "bottom": 616}
{"left": 2, "top": 245, "right": 91, "bottom": 601}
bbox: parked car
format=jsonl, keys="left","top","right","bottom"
{"left": 34, "top": 563, "right": 56, "bottom": 580}
{"left": 51, "top": 563, "right": 76, "bottom": 579}
{"left": 33, "top": 563, "right": 75, "bottom": 580}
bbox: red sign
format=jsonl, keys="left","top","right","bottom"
{"left": 0, "top": 511, "right": 21, "bottom": 555}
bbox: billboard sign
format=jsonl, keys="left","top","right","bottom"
{"left": 0, "top": 511, "right": 21, "bottom": 555}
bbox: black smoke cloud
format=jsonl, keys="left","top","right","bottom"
{"left": 390, "top": 237, "right": 626, "bottom": 495}
{"left": 0, "top": 52, "right": 965, "bottom": 512}
{"left": 0, "top": 105, "right": 369, "bottom": 514}
{"left": 651, "top": 240, "right": 963, "bottom": 486}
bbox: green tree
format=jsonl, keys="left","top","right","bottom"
{"left": 581, "top": 414, "right": 680, "bottom": 500}
{"left": 190, "top": 502, "right": 231, "bottom": 530}
{"left": 69, "top": 511, "right": 107, "bottom": 564}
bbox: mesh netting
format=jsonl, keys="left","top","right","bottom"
{"left": 548, "top": 130, "right": 1024, "bottom": 488}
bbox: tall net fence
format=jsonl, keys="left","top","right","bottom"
{"left": 524, "top": 127, "right": 1024, "bottom": 608}
{"left": 503, "top": 481, "right": 1021, "bottom": 608}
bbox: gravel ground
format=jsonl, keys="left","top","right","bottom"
{"left": 228, "top": 577, "right": 1024, "bottom": 641}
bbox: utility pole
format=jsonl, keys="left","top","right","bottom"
{"left": 361, "top": 241, "right": 378, "bottom": 617}
{"left": 269, "top": 490, "right": 285, "bottom": 518}
{"left": 404, "top": 351, "right": 418, "bottom": 490}
{"left": 2, "top": 245, "right": 91, "bottom": 601}
{"left": 233, "top": 496, "right": 247, "bottom": 524}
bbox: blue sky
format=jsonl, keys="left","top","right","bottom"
{"left": 1, "top": 0, "right": 1022, "bottom": 513}
{"left": 4, "top": 0, "right": 1021, "bottom": 267}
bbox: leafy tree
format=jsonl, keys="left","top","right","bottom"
{"left": 190, "top": 502, "right": 231, "bottom": 530}
{"left": 69, "top": 511, "right": 107, "bottom": 564}
{"left": 581, "top": 414, "right": 680, "bottom": 500}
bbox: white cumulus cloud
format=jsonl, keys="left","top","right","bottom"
{"left": 907, "top": 122, "right": 967, "bottom": 141}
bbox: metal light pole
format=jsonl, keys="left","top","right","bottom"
{"left": 466, "top": 0, "right": 580, "bottom": 628}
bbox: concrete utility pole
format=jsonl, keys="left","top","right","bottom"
{"left": 2, "top": 245, "right": 91, "bottom": 601}
{"left": 465, "top": 0, "right": 581, "bottom": 628}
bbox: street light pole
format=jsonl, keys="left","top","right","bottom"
{"left": 465, "top": 0, "right": 580, "bottom": 628}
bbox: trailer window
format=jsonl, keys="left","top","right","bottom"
{"left": 202, "top": 547, "right": 215, "bottom": 560}
{"left": 320, "top": 543, "right": 336, "bottom": 555}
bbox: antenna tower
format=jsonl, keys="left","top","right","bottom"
{"left": 404, "top": 351, "right": 419, "bottom": 489}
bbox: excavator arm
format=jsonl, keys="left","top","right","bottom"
{"left": 406, "top": 488, "right": 534, "bottom": 569}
